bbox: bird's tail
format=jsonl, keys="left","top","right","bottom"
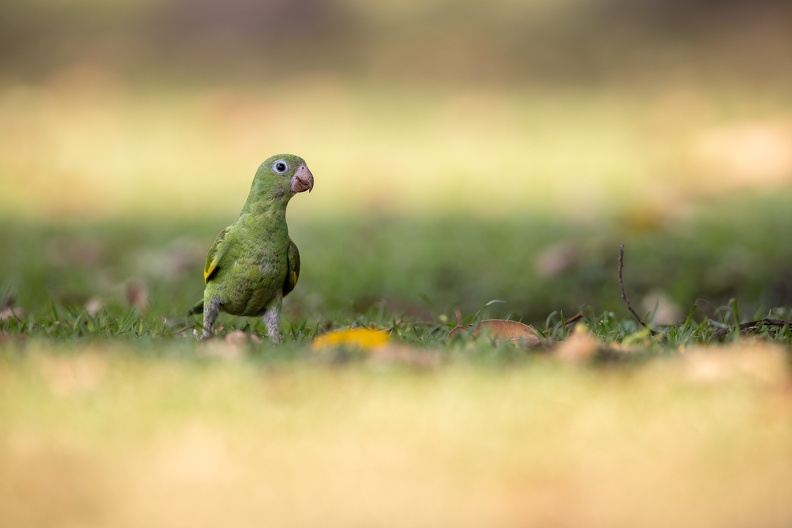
{"left": 186, "top": 299, "right": 204, "bottom": 316}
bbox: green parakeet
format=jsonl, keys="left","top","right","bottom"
{"left": 189, "top": 154, "right": 314, "bottom": 341}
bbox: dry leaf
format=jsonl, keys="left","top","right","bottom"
{"left": 0, "top": 295, "right": 21, "bottom": 321}
{"left": 368, "top": 344, "right": 442, "bottom": 369}
{"left": 200, "top": 331, "right": 250, "bottom": 361}
{"left": 554, "top": 324, "right": 598, "bottom": 363}
{"left": 640, "top": 290, "right": 682, "bottom": 326}
{"left": 449, "top": 319, "right": 543, "bottom": 347}
{"left": 311, "top": 328, "right": 390, "bottom": 351}
{"left": 224, "top": 330, "right": 259, "bottom": 346}
{"left": 683, "top": 341, "right": 790, "bottom": 387}
{"left": 534, "top": 242, "right": 581, "bottom": 278}
{"left": 126, "top": 279, "right": 149, "bottom": 311}
{"left": 85, "top": 297, "right": 103, "bottom": 316}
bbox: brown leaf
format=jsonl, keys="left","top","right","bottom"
{"left": 200, "top": 330, "right": 250, "bottom": 360}
{"left": 126, "top": 279, "right": 149, "bottom": 311}
{"left": 683, "top": 341, "right": 790, "bottom": 387}
{"left": 449, "top": 319, "right": 543, "bottom": 347}
{"left": 368, "top": 344, "right": 442, "bottom": 369}
{"left": 640, "top": 290, "right": 682, "bottom": 326}
{"left": 534, "top": 242, "right": 581, "bottom": 278}
{"left": 0, "top": 295, "right": 21, "bottom": 321}
{"left": 554, "top": 324, "right": 598, "bottom": 363}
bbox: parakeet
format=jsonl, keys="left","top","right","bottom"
{"left": 188, "top": 154, "right": 314, "bottom": 341}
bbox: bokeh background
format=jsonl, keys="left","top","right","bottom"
{"left": 2, "top": 4, "right": 792, "bottom": 527}
{"left": 2, "top": 0, "right": 792, "bottom": 323}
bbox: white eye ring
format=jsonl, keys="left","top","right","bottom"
{"left": 273, "top": 160, "right": 289, "bottom": 174}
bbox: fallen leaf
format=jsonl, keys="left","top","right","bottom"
{"left": 368, "top": 344, "right": 442, "bottom": 369}
{"left": 224, "top": 330, "right": 256, "bottom": 346}
{"left": 200, "top": 331, "right": 250, "bottom": 360}
{"left": 683, "top": 340, "right": 790, "bottom": 387}
{"left": 640, "top": 290, "right": 682, "bottom": 326}
{"left": 311, "top": 328, "right": 390, "bottom": 351}
{"left": 0, "top": 295, "right": 21, "bottom": 321}
{"left": 534, "top": 242, "right": 581, "bottom": 278}
{"left": 126, "top": 279, "right": 149, "bottom": 311}
{"left": 449, "top": 319, "right": 543, "bottom": 347}
{"left": 554, "top": 324, "right": 598, "bottom": 363}
{"left": 85, "top": 297, "right": 103, "bottom": 316}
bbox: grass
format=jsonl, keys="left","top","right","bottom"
{"left": 2, "top": 195, "right": 792, "bottom": 343}
{"left": 2, "top": 207, "right": 791, "bottom": 528}
{"left": 1, "top": 80, "right": 792, "bottom": 527}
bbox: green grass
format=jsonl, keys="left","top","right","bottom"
{"left": 2, "top": 192, "right": 792, "bottom": 348}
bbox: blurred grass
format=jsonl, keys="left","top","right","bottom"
{"left": 2, "top": 80, "right": 653, "bottom": 218}
{"left": 2, "top": 65, "right": 788, "bottom": 326}
{"left": 1, "top": 343, "right": 791, "bottom": 528}
{"left": 2, "top": 78, "right": 791, "bottom": 221}
{"left": 2, "top": 192, "right": 792, "bottom": 329}
{"left": 2, "top": 79, "right": 792, "bottom": 326}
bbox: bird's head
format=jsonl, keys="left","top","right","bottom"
{"left": 247, "top": 154, "right": 314, "bottom": 208}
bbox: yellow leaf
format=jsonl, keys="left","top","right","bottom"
{"left": 311, "top": 328, "right": 390, "bottom": 351}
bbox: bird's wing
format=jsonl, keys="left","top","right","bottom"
{"left": 203, "top": 227, "right": 231, "bottom": 283}
{"left": 283, "top": 238, "right": 300, "bottom": 296}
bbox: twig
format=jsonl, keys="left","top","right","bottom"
{"left": 712, "top": 318, "right": 792, "bottom": 340}
{"left": 562, "top": 311, "right": 584, "bottom": 326}
{"left": 618, "top": 245, "right": 658, "bottom": 336}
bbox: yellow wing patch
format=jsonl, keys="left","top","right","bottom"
{"left": 204, "top": 256, "right": 219, "bottom": 283}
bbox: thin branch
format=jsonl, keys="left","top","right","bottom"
{"left": 713, "top": 318, "right": 792, "bottom": 340}
{"left": 562, "top": 311, "right": 584, "bottom": 327}
{"left": 618, "top": 245, "right": 658, "bottom": 336}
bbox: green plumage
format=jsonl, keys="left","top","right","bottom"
{"left": 191, "top": 154, "right": 314, "bottom": 340}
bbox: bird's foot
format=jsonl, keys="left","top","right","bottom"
{"left": 194, "top": 328, "right": 213, "bottom": 340}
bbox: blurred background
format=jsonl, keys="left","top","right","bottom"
{"left": 2, "top": 0, "right": 792, "bottom": 324}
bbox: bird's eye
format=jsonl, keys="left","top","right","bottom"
{"left": 273, "top": 161, "right": 289, "bottom": 174}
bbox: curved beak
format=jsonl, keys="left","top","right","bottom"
{"left": 290, "top": 164, "right": 314, "bottom": 193}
